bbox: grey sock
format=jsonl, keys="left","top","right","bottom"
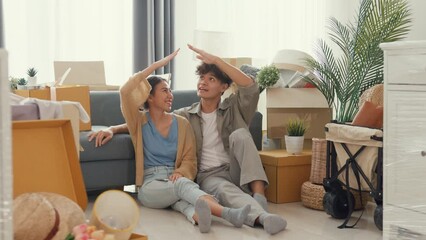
{"left": 253, "top": 193, "right": 268, "bottom": 212}
{"left": 195, "top": 198, "right": 211, "bottom": 233}
{"left": 221, "top": 205, "right": 251, "bottom": 228}
{"left": 259, "top": 213, "right": 287, "bottom": 235}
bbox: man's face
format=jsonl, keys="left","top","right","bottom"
{"left": 197, "top": 72, "right": 228, "bottom": 100}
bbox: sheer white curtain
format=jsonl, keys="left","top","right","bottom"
{"left": 3, "top": 0, "right": 133, "bottom": 85}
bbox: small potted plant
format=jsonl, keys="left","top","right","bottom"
{"left": 284, "top": 117, "right": 308, "bottom": 155}
{"left": 27, "top": 67, "right": 38, "bottom": 86}
{"left": 256, "top": 64, "right": 280, "bottom": 93}
{"left": 16, "top": 78, "right": 28, "bottom": 90}
{"left": 9, "top": 77, "right": 19, "bottom": 90}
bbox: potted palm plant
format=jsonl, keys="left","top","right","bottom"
{"left": 304, "top": 0, "right": 412, "bottom": 122}
{"left": 285, "top": 118, "right": 308, "bottom": 155}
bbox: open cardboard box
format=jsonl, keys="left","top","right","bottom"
{"left": 12, "top": 120, "right": 87, "bottom": 209}
{"left": 266, "top": 88, "right": 331, "bottom": 149}
{"left": 53, "top": 61, "right": 120, "bottom": 91}
{"left": 14, "top": 85, "right": 92, "bottom": 131}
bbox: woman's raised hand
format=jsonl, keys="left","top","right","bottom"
{"left": 155, "top": 48, "right": 180, "bottom": 68}
{"left": 187, "top": 44, "right": 218, "bottom": 64}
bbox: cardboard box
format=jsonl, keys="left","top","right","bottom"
{"left": 266, "top": 88, "right": 331, "bottom": 149}
{"left": 53, "top": 61, "right": 120, "bottom": 91}
{"left": 222, "top": 57, "right": 252, "bottom": 68}
{"left": 12, "top": 120, "right": 87, "bottom": 209}
{"left": 260, "top": 150, "right": 312, "bottom": 203}
{"left": 14, "top": 88, "right": 50, "bottom": 100}
{"left": 52, "top": 85, "right": 91, "bottom": 131}
{"left": 14, "top": 85, "right": 92, "bottom": 131}
{"left": 130, "top": 233, "right": 148, "bottom": 240}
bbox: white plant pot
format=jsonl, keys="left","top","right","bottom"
{"left": 16, "top": 85, "right": 27, "bottom": 90}
{"left": 27, "top": 76, "right": 37, "bottom": 86}
{"left": 285, "top": 135, "right": 304, "bottom": 155}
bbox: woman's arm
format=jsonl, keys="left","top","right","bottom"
{"left": 120, "top": 49, "right": 180, "bottom": 135}
{"left": 88, "top": 49, "right": 180, "bottom": 147}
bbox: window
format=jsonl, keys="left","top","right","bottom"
{"left": 3, "top": 0, "right": 133, "bottom": 86}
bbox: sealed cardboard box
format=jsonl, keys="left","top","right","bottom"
{"left": 14, "top": 88, "right": 50, "bottom": 100}
{"left": 260, "top": 150, "right": 312, "bottom": 203}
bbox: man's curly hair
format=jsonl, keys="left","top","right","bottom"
{"left": 196, "top": 63, "right": 232, "bottom": 85}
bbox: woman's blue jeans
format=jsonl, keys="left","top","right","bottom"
{"left": 138, "top": 166, "right": 207, "bottom": 224}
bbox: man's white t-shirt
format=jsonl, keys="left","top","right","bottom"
{"left": 199, "top": 110, "right": 231, "bottom": 171}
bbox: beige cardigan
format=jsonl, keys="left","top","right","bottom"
{"left": 120, "top": 71, "right": 197, "bottom": 187}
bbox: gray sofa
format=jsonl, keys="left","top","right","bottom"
{"left": 79, "top": 90, "right": 263, "bottom": 191}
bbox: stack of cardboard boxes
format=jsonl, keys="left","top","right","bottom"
{"left": 261, "top": 87, "right": 331, "bottom": 203}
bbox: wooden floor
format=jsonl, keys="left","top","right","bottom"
{"left": 85, "top": 191, "right": 382, "bottom": 240}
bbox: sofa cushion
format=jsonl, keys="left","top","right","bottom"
{"left": 79, "top": 126, "right": 134, "bottom": 162}
{"left": 90, "top": 91, "right": 125, "bottom": 126}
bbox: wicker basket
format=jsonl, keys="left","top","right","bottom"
{"left": 309, "top": 138, "right": 327, "bottom": 184}
{"left": 301, "top": 181, "right": 325, "bottom": 210}
{"left": 301, "top": 181, "right": 371, "bottom": 211}
{"left": 359, "top": 84, "right": 383, "bottom": 107}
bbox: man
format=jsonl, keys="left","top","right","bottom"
{"left": 89, "top": 45, "right": 287, "bottom": 234}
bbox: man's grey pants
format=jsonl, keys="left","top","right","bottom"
{"left": 197, "top": 128, "right": 269, "bottom": 226}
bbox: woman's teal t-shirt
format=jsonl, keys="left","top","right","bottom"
{"left": 142, "top": 112, "right": 178, "bottom": 168}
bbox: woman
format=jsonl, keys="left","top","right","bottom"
{"left": 89, "top": 49, "right": 250, "bottom": 233}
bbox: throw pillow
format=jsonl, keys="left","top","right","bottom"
{"left": 352, "top": 101, "right": 383, "bottom": 129}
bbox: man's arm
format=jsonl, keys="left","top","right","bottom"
{"left": 88, "top": 123, "right": 129, "bottom": 147}
{"left": 188, "top": 44, "right": 254, "bottom": 87}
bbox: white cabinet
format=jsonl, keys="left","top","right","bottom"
{"left": 381, "top": 41, "right": 426, "bottom": 239}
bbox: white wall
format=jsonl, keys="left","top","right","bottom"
{"left": 406, "top": 0, "right": 426, "bottom": 40}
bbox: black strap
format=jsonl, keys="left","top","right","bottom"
{"left": 338, "top": 144, "right": 366, "bottom": 229}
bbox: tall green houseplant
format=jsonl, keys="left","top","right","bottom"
{"left": 305, "top": 0, "right": 411, "bottom": 122}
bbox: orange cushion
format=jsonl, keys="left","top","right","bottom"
{"left": 352, "top": 101, "right": 383, "bottom": 129}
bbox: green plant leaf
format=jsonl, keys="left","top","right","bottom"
{"left": 27, "top": 67, "right": 38, "bottom": 77}
{"left": 256, "top": 65, "right": 280, "bottom": 89}
{"left": 286, "top": 118, "right": 308, "bottom": 136}
{"left": 304, "top": 0, "right": 411, "bottom": 122}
